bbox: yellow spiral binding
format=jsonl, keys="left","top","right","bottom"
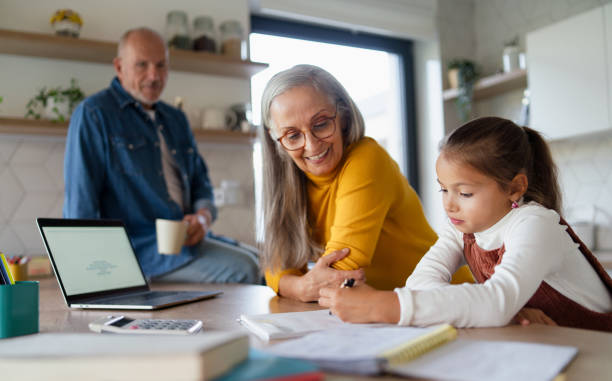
{"left": 379, "top": 324, "right": 457, "bottom": 365}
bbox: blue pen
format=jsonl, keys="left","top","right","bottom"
{"left": 0, "top": 256, "right": 9, "bottom": 285}
{"left": 0, "top": 265, "right": 6, "bottom": 285}
{"left": 0, "top": 253, "right": 14, "bottom": 285}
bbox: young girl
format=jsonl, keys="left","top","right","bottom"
{"left": 319, "top": 116, "right": 612, "bottom": 331}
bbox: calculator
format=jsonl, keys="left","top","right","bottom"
{"left": 89, "top": 315, "right": 203, "bottom": 335}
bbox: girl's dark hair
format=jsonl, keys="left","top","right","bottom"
{"left": 440, "top": 117, "right": 562, "bottom": 214}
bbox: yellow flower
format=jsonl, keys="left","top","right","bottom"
{"left": 50, "top": 9, "right": 83, "bottom": 26}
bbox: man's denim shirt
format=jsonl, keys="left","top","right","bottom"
{"left": 63, "top": 77, "right": 217, "bottom": 278}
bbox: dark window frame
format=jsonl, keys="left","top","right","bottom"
{"left": 250, "top": 15, "right": 420, "bottom": 192}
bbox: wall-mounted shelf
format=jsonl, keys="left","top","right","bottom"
{"left": 0, "top": 117, "right": 256, "bottom": 144}
{"left": 0, "top": 28, "right": 268, "bottom": 78}
{"left": 443, "top": 69, "right": 527, "bottom": 102}
{"left": 0, "top": 117, "right": 68, "bottom": 136}
{"left": 193, "top": 129, "right": 256, "bottom": 144}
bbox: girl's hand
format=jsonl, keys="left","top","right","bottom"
{"left": 297, "top": 248, "right": 365, "bottom": 303}
{"left": 512, "top": 307, "right": 557, "bottom": 326}
{"left": 319, "top": 284, "right": 400, "bottom": 324}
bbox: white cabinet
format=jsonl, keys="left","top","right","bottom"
{"left": 527, "top": 7, "right": 609, "bottom": 140}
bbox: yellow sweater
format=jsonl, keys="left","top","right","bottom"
{"left": 265, "top": 137, "right": 438, "bottom": 292}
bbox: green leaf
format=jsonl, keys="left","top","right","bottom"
{"left": 25, "top": 78, "right": 85, "bottom": 120}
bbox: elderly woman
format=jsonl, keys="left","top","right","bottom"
{"left": 260, "top": 64, "right": 469, "bottom": 302}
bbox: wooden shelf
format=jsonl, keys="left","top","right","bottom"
{"left": 0, "top": 117, "right": 69, "bottom": 136}
{"left": 443, "top": 69, "right": 527, "bottom": 102}
{"left": 0, "top": 28, "right": 268, "bottom": 78}
{"left": 192, "top": 129, "right": 256, "bottom": 144}
{"left": 0, "top": 117, "right": 256, "bottom": 144}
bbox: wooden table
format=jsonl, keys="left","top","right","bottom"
{"left": 36, "top": 277, "right": 612, "bottom": 380}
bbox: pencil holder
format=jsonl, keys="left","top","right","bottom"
{"left": 8, "top": 262, "right": 28, "bottom": 281}
{"left": 0, "top": 281, "right": 39, "bottom": 338}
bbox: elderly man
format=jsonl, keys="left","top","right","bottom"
{"left": 64, "top": 27, "right": 259, "bottom": 283}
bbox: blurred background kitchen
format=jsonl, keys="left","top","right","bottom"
{"left": 0, "top": 0, "right": 611, "bottom": 275}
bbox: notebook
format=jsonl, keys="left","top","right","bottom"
{"left": 238, "top": 309, "right": 356, "bottom": 341}
{"left": 264, "top": 325, "right": 578, "bottom": 380}
{"left": 37, "top": 218, "right": 222, "bottom": 310}
{"left": 0, "top": 331, "right": 248, "bottom": 381}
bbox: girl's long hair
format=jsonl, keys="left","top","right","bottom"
{"left": 259, "top": 64, "right": 365, "bottom": 272}
{"left": 440, "top": 117, "right": 561, "bottom": 213}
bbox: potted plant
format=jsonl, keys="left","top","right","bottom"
{"left": 25, "top": 78, "right": 85, "bottom": 122}
{"left": 448, "top": 59, "right": 479, "bottom": 122}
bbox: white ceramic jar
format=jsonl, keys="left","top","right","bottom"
{"left": 503, "top": 45, "right": 521, "bottom": 72}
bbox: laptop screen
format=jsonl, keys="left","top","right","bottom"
{"left": 41, "top": 225, "right": 147, "bottom": 296}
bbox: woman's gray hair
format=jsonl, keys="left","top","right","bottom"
{"left": 259, "top": 64, "right": 365, "bottom": 272}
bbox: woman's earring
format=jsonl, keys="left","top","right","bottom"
{"left": 511, "top": 200, "right": 519, "bottom": 209}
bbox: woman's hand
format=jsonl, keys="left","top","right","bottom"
{"left": 512, "top": 308, "right": 557, "bottom": 326}
{"left": 284, "top": 248, "right": 365, "bottom": 302}
{"left": 319, "top": 284, "right": 400, "bottom": 324}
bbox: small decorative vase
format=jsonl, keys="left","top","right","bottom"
{"left": 44, "top": 97, "right": 70, "bottom": 122}
{"left": 50, "top": 9, "right": 83, "bottom": 38}
{"left": 502, "top": 45, "right": 521, "bottom": 73}
{"left": 448, "top": 68, "right": 459, "bottom": 89}
{"left": 52, "top": 20, "right": 81, "bottom": 37}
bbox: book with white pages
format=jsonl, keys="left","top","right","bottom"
{"left": 238, "top": 309, "right": 389, "bottom": 342}
{"left": 264, "top": 324, "right": 578, "bottom": 380}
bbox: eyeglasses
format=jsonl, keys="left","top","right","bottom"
{"left": 275, "top": 106, "right": 338, "bottom": 151}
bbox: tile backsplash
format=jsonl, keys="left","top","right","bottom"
{"left": 550, "top": 134, "right": 612, "bottom": 231}
{"left": 0, "top": 134, "right": 255, "bottom": 257}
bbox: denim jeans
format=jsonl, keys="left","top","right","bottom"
{"left": 153, "top": 237, "right": 260, "bottom": 284}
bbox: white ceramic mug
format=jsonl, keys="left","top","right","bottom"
{"left": 200, "top": 107, "right": 237, "bottom": 130}
{"left": 156, "top": 219, "right": 188, "bottom": 255}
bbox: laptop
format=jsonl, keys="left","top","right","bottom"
{"left": 37, "top": 218, "right": 222, "bottom": 310}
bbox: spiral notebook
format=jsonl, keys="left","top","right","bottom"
{"left": 264, "top": 324, "right": 577, "bottom": 380}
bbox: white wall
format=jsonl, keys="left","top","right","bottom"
{"left": 414, "top": 40, "right": 447, "bottom": 232}
{"left": 251, "top": 0, "right": 438, "bottom": 40}
{"left": 0, "top": 0, "right": 257, "bottom": 256}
